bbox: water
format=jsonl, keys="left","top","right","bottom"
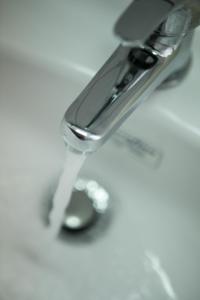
{"left": 49, "top": 148, "right": 86, "bottom": 237}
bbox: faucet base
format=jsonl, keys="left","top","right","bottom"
{"left": 158, "top": 57, "right": 192, "bottom": 90}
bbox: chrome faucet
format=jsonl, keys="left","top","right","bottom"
{"left": 62, "top": 0, "right": 200, "bottom": 153}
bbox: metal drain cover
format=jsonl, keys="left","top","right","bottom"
{"left": 63, "top": 179, "right": 109, "bottom": 232}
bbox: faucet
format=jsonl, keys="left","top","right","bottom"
{"left": 62, "top": 0, "right": 200, "bottom": 153}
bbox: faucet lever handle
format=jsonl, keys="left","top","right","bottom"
{"left": 114, "top": 0, "right": 174, "bottom": 46}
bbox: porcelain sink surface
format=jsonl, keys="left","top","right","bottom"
{"left": 0, "top": 1, "right": 200, "bottom": 300}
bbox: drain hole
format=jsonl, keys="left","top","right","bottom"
{"left": 62, "top": 179, "right": 110, "bottom": 233}
{"left": 63, "top": 190, "right": 97, "bottom": 231}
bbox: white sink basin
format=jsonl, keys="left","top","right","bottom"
{"left": 0, "top": 1, "right": 200, "bottom": 299}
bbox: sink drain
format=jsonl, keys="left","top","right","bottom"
{"left": 62, "top": 179, "right": 110, "bottom": 232}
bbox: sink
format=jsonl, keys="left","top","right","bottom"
{"left": 0, "top": 1, "right": 200, "bottom": 299}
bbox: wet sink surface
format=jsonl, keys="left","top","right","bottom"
{"left": 0, "top": 1, "right": 200, "bottom": 300}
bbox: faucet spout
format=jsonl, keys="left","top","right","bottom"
{"left": 62, "top": 0, "right": 199, "bottom": 153}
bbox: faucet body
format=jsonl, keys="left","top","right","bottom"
{"left": 62, "top": 0, "right": 200, "bottom": 153}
